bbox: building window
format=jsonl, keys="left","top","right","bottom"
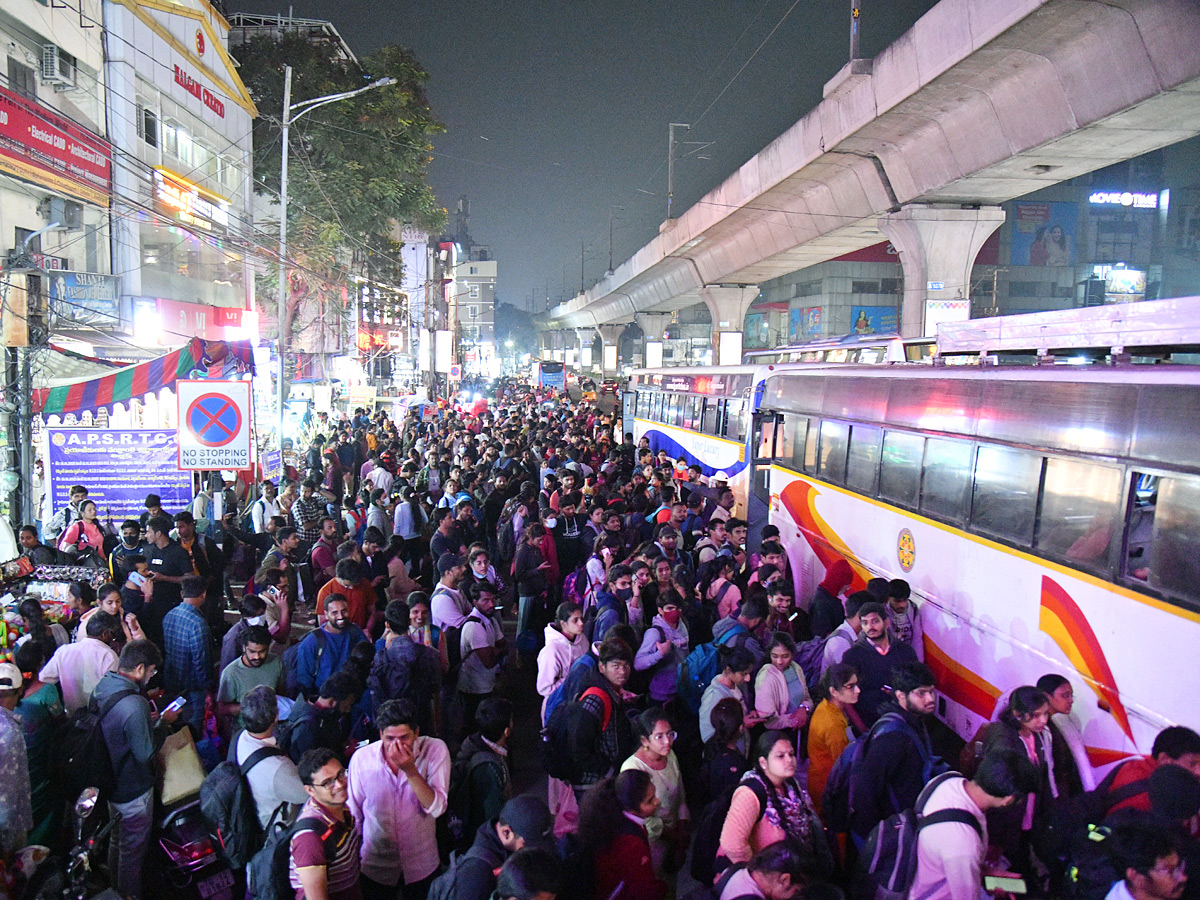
{"left": 162, "top": 122, "right": 178, "bottom": 158}
{"left": 852, "top": 280, "right": 880, "bottom": 294}
{"left": 137, "top": 104, "right": 159, "bottom": 148}
{"left": 7, "top": 58, "right": 37, "bottom": 100}
{"left": 468, "top": 283, "right": 480, "bottom": 299}
{"left": 795, "top": 280, "right": 821, "bottom": 298}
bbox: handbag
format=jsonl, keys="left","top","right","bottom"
{"left": 156, "top": 725, "right": 207, "bottom": 805}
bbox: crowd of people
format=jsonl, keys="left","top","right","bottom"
{"left": 1, "top": 382, "right": 1196, "bottom": 900}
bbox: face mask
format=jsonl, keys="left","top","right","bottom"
{"left": 544, "top": 518, "right": 558, "bottom": 529}
{"left": 660, "top": 609, "right": 682, "bottom": 627}
{"left": 615, "top": 587, "right": 633, "bottom": 601}
{"left": 246, "top": 615, "right": 266, "bottom": 626}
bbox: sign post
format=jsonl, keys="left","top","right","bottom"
{"left": 177, "top": 380, "right": 252, "bottom": 471}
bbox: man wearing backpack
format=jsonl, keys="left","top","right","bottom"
{"left": 233, "top": 685, "right": 307, "bottom": 829}
{"left": 450, "top": 698, "right": 515, "bottom": 855}
{"left": 849, "top": 661, "right": 944, "bottom": 844}
{"left": 292, "top": 594, "right": 368, "bottom": 700}
{"left": 711, "top": 597, "right": 769, "bottom": 671}
{"left": 95, "top": 640, "right": 180, "bottom": 900}
{"left": 281, "top": 670, "right": 361, "bottom": 764}
{"left": 569, "top": 637, "right": 636, "bottom": 798}
{"left": 370, "top": 600, "right": 442, "bottom": 735}
{"left": 443, "top": 795, "right": 554, "bottom": 900}
{"left": 908, "top": 750, "right": 1039, "bottom": 900}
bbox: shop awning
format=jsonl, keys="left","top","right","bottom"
{"left": 34, "top": 337, "right": 257, "bottom": 417}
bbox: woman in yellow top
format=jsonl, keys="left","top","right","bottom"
{"left": 805, "top": 662, "right": 861, "bottom": 816}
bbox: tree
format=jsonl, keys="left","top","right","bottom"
{"left": 235, "top": 33, "right": 446, "bottom": 348}
{"left": 494, "top": 302, "right": 538, "bottom": 359}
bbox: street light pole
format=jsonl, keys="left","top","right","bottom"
{"left": 276, "top": 65, "right": 396, "bottom": 442}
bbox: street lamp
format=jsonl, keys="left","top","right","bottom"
{"left": 277, "top": 64, "right": 396, "bottom": 440}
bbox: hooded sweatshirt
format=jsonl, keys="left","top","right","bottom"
{"left": 536, "top": 622, "right": 586, "bottom": 721}
{"left": 811, "top": 559, "right": 853, "bottom": 638}
{"left": 634, "top": 613, "right": 689, "bottom": 702}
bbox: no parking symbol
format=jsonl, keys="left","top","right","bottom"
{"left": 177, "top": 380, "right": 252, "bottom": 470}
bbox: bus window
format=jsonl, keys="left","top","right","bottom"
{"left": 757, "top": 417, "right": 778, "bottom": 460}
{"left": 1035, "top": 459, "right": 1123, "bottom": 568}
{"left": 724, "top": 400, "right": 744, "bottom": 440}
{"left": 880, "top": 431, "right": 924, "bottom": 508}
{"left": 702, "top": 399, "right": 721, "bottom": 435}
{"left": 920, "top": 438, "right": 973, "bottom": 522}
{"left": 818, "top": 420, "right": 849, "bottom": 484}
{"left": 636, "top": 392, "right": 648, "bottom": 419}
{"left": 684, "top": 396, "right": 701, "bottom": 430}
{"left": 1129, "top": 474, "right": 1200, "bottom": 607}
{"left": 652, "top": 392, "right": 664, "bottom": 423}
{"left": 971, "top": 446, "right": 1042, "bottom": 544}
{"left": 846, "top": 425, "right": 882, "bottom": 495}
{"left": 784, "top": 416, "right": 807, "bottom": 471}
{"left": 803, "top": 420, "right": 819, "bottom": 473}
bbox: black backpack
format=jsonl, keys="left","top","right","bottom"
{"left": 427, "top": 845, "right": 491, "bottom": 900}
{"left": 282, "top": 629, "right": 326, "bottom": 699}
{"left": 539, "top": 685, "right": 612, "bottom": 783}
{"left": 445, "top": 749, "right": 504, "bottom": 853}
{"left": 53, "top": 686, "right": 139, "bottom": 805}
{"left": 199, "top": 745, "right": 286, "bottom": 867}
{"left": 853, "top": 772, "right": 981, "bottom": 900}
{"left": 689, "top": 777, "right": 768, "bottom": 886}
{"left": 247, "top": 810, "right": 325, "bottom": 900}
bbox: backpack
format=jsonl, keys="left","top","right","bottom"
{"left": 427, "top": 846, "right": 493, "bottom": 900}
{"left": 1045, "top": 762, "right": 1152, "bottom": 875}
{"left": 822, "top": 712, "right": 933, "bottom": 834}
{"left": 1062, "top": 820, "right": 1130, "bottom": 900}
{"left": 53, "top": 686, "right": 139, "bottom": 805}
{"left": 676, "top": 624, "right": 747, "bottom": 716}
{"left": 247, "top": 810, "right": 324, "bottom": 900}
{"left": 542, "top": 653, "right": 598, "bottom": 724}
{"left": 539, "top": 685, "right": 612, "bottom": 783}
{"left": 689, "top": 777, "right": 768, "bottom": 885}
{"left": 282, "top": 629, "right": 326, "bottom": 700}
{"left": 563, "top": 564, "right": 592, "bottom": 608}
{"left": 445, "top": 749, "right": 505, "bottom": 853}
{"left": 199, "top": 745, "right": 285, "bottom": 866}
{"left": 854, "top": 772, "right": 981, "bottom": 900}
{"left": 794, "top": 628, "right": 853, "bottom": 693}
{"left": 496, "top": 516, "right": 516, "bottom": 563}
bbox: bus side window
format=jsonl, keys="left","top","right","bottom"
{"left": 701, "top": 399, "right": 721, "bottom": 435}
{"left": 1132, "top": 473, "right": 1200, "bottom": 608}
{"left": 724, "top": 400, "right": 743, "bottom": 440}
{"left": 970, "top": 446, "right": 1042, "bottom": 545}
{"left": 880, "top": 431, "right": 924, "bottom": 508}
{"left": 652, "top": 392, "right": 663, "bottom": 423}
{"left": 1035, "top": 458, "right": 1123, "bottom": 569}
{"left": 818, "top": 420, "right": 849, "bottom": 485}
{"left": 786, "top": 416, "right": 808, "bottom": 471}
{"left": 803, "top": 419, "right": 819, "bottom": 473}
{"left": 846, "top": 424, "right": 882, "bottom": 495}
{"left": 920, "top": 438, "right": 973, "bottom": 523}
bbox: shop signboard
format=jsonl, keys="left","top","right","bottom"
{"left": 48, "top": 271, "right": 121, "bottom": 327}
{"left": 0, "top": 86, "right": 111, "bottom": 206}
{"left": 177, "top": 380, "right": 252, "bottom": 470}
{"left": 45, "top": 429, "right": 192, "bottom": 523}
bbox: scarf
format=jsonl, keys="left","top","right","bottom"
{"left": 743, "top": 770, "right": 819, "bottom": 849}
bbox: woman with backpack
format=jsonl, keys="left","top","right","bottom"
{"left": 699, "top": 646, "right": 763, "bottom": 750}
{"left": 621, "top": 708, "right": 691, "bottom": 876}
{"left": 578, "top": 769, "right": 668, "bottom": 900}
{"left": 753, "top": 633, "right": 812, "bottom": 738}
{"left": 701, "top": 556, "right": 742, "bottom": 621}
{"left": 633, "top": 592, "right": 689, "bottom": 706}
{"left": 717, "top": 730, "right": 833, "bottom": 881}
{"left": 536, "top": 601, "right": 587, "bottom": 724}
{"left": 806, "top": 662, "right": 861, "bottom": 816}
{"left": 58, "top": 499, "right": 107, "bottom": 560}
{"left": 700, "top": 697, "right": 750, "bottom": 809}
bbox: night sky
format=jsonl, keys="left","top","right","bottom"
{"left": 231, "top": 0, "right": 940, "bottom": 311}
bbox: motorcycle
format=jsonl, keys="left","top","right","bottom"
{"left": 21, "top": 788, "right": 121, "bottom": 900}
{"left": 150, "top": 800, "right": 237, "bottom": 900}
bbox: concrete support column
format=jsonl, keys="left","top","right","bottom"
{"left": 636, "top": 313, "right": 671, "bottom": 369}
{"left": 575, "top": 328, "right": 596, "bottom": 371}
{"left": 877, "top": 205, "right": 1006, "bottom": 338}
{"left": 700, "top": 286, "right": 760, "bottom": 365}
{"left": 596, "top": 324, "right": 625, "bottom": 373}
{"left": 553, "top": 330, "right": 568, "bottom": 362}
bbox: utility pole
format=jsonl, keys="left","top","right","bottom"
{"left": 668, "top": 122, "right": 689, "bottom": 220}
{"left": 850, "top": 0, "right": 861, "bottom": 60}
{"left": 580, "top": 238, "right": 585, "bottom": 293}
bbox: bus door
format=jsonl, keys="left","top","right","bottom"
{"left": 748, "top": 411, "right": 783, "bottom": 556}
{"left": 621, "top": 391, "right": 635, "bottom": 440}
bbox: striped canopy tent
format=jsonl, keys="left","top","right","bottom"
{"left": 34, "top": 337, "right": 257, "bottom": 417}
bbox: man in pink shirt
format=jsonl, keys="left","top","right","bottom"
{"left": 347, "top": 698, "right": 450, "bottom": 900}
{"left": 38, "top": 610, "right": 119, "bottom": 712}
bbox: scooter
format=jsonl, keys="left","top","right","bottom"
{"left": 20, "top": 788, "right": 121, "bottom": 900}
{"left": 151, "top": 800, "right": 237, "bottom": 900}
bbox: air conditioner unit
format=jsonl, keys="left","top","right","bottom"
{"left": 47, "top": 197, "right": 83, "bottom": 231}
{"left": 41, "top": 45, "right": 75, "bottom": 89}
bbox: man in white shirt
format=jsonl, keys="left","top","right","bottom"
{"left": 1102, "top": 820, "right": 1189, "bottom": 900}
{"left": 347, "top": 698, "right": 450, "bottom": 900}
{"left": 822, "top": 591, "right": 866, "bottom": 671}
{"left": 234, "top": 685, "right": 307, "bottom": 829}
{"left": 365, "top": 464, "right": 394, "bottom": 496}
{"left": 430, "top": 554, "right": 470, "bottom": 631}
{"left": 39, "top": 611, "right": 119, "bottom": 712}
{"left": 458, "top": 582, "right": 506, "bottom": 736}
{"left": 250, "top": 481, "right": 280, "bottom": 534}
{"left": 909, "top": 750, "right": 1038, "bottom": 900}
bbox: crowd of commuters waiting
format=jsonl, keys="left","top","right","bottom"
{"left": 1, "top": 382, "right": 1196, "bottom": 900}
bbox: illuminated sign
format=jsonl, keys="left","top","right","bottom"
{"left": 153, "top": 168, "right": 230, "bottom": 235}
{"left": 1089, "top": 191, "right": 1157, "bottom": 209}
{"left": 173, "top": 65, "right": 226, "bottom": 118}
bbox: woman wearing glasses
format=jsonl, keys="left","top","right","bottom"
{"left": 621, "top": 707, "right": 691, "bottom": 877}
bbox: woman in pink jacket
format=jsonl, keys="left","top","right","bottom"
{"left": 535, "top": 600, "right": 586, "bottom": 723}
{"left": 58, "top": 500, "right": 107, "bottom": 558}
{"left": 753, "top": 633, "right": 812, "bottom": 736}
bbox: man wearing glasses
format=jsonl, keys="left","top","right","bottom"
{"left": 290, "top": 748, "right": 363, "bottom": 900}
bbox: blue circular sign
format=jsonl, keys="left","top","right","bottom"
{"left": 186, "top": 393, "right": 241, "bottom": 448}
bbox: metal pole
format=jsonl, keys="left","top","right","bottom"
{"left": 608, "top": 213, "right": 614, "bottom": 273}
{"left": 580, "top": 238, "right": 585, "bottom": 293}
{"left": 850, "top": 0, "right": 861, "bottom": 60}
{"left": 277, "top": 65, "right": 292, "bottom": 444}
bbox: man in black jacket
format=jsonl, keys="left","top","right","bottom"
{"left": 849, "top": 660, "right": 945, "bottom": 843}
{"left": 454, "top": 796, "right": 554, "bottom": 900}
{"left": 842, "top": 601, "right": 919, "bottom": 725}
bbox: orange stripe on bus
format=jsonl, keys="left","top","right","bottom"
{"left": 924, "top": 637, "right": 1001, "bottom": 720}
{"left": 779, "top": 480, "right": 868, "bottom": 591}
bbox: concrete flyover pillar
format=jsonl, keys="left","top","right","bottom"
{"left": 877, "top": 205, "right": 1006, "bottom": 338}
{"left": 700, "top": 286, "right": 760, "bottom": 366}
{"left": 636, "top": 312, "right": 671, "bottom": 369}
{"left": 596, "top": 324, "right": 625, "bottom": 373}
{"left": 575, "top": 328, "right": 596, "bottom": 371}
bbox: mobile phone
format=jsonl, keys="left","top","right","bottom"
{"left": 163, "top": 696, "right": 187, "bottom": 714}
{"left": 127, "top": 571, "right": 147, "bottom": 588}
{"left": 984, "top": 876, "right": 1027, "bottom": 894}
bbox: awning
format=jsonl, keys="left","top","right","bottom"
{"left": 34, "top": 337, "right": 257, "bottom": 417}
{"left": 35, "top": 345, "right": 123, "bottom": 389}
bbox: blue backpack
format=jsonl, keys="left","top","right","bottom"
{"left": 675, "top": 623, "right": 746, "bottom": 716}
{"left": 542, "top": 653, "right": 598, "bottom": 724}
{"left": 822, "top": 711, "right": 938, "bottom": 834}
